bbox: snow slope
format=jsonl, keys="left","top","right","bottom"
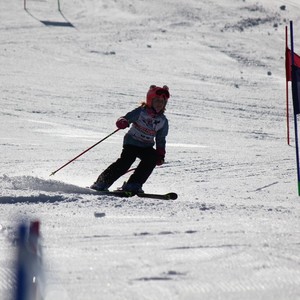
{"left": 1, "top": 0, "right": 300, "bottom": 299}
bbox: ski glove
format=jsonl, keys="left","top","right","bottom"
{"left": 156, "top": 148, "right": 165, "bottom": 166}
{"left": 116, "top": 117, "right": 129, "bottom": 129}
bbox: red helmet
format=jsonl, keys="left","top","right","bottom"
{"left": 146, "top": 85, "right": 170, "bottom": 107}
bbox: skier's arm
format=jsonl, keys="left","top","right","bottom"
{"left": 156, "top": 119, "right": 169, "bottom": 165}
{"left": 116, "top": 107, "right": 142, "bottom": 129}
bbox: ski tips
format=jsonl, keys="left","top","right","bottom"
{"left": 167, "top": 192, "right": 178, "bottom": 200}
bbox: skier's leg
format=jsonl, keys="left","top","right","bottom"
{"left": 126, "top": 147, "right": 157, "bottom": 187}
{"left": 93, "top": 145, "right": 137, "bottom": 189}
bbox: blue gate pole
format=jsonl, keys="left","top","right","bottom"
{"left": 290, "top": 20, "right": 300, "bottom": 195}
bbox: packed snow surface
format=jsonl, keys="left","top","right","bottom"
{"left": 1, "top": 0, "right": 300, "bottom": 299}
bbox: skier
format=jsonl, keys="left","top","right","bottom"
{"left": 90, "top": 84, "right": 170, "bottom": 193}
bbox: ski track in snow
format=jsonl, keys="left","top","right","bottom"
{"left": 1, "top": 0, "right": 300, "bottom": 299}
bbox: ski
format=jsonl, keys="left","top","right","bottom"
{"left": 90, "top": 189, "right": 177, "bottom": 200}
{"left": 136, "top": 192, "right": 177, "bottom": 200}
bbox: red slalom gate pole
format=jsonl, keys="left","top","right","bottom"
{"left": 50, "top": 128, "right": 120, "bottom": 176}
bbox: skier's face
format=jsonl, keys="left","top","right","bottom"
{"left": 152, "top": 97, "right": 166, "bottom": 113}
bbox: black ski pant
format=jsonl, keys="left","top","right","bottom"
{"left": 96, "top": 144, "right": 157, "bottom": 187}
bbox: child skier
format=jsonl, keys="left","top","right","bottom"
{"left": 90, "top": 85, "right": 170, "bottom": 193}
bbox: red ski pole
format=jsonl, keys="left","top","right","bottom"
{"left": 50, "top": 128, "right": 120, "bottom": 176}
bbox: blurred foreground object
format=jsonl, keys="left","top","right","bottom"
{"left": 14, "top": 220, "right": 45, "bottom": 300}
